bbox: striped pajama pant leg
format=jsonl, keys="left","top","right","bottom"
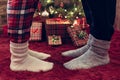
{"left": 7, "top": 0, "right": 39, "bottom": 43}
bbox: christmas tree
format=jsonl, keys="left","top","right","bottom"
{"left": 39, "top": 0, "right": 85, "bottom": 23}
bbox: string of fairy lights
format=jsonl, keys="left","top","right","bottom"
{"left": 38, "top": 0, "right": 85, "bottom": 23}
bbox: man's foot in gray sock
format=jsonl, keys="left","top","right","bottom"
{"left": 62, "top": 34, "right": 92, "bottom": 57}
{"left": 63, "top": 35, "right": 110, "bottom": 70}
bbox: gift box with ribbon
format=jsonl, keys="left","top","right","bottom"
{"left": 48, "top": 35, "right": 62, "bottom": 46}
{"left": 45, "top": 18, "right": 71, "bottom": 41}
{"left": 67, "top": 25, "right": 89, "bottom": 47}
{"left": 30, "top": 22, "right": 42, "bottom": 41}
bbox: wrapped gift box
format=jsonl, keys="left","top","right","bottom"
{"left": 45, "top": 18, "right": 71, "bottom": 40}
{"left": 30, "top": 22, "right": 42, "bottom": 41}
{"left": 67, "top": 26, "right": 89, "bottom": 47}
{"left": 48, "top": 35, "right": 62, "bottom": 46}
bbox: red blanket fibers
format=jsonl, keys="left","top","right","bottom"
{"left": 0, "top": 30, "right": 120, "bottom": 80}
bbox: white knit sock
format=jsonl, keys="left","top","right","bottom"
{"left": 63, "top": 49, "right": 110, "bottom": 70}
{"left": 10, "top": 41, "right": 53, "bottom": 72}
{"left": 10, "top": 54, "right": 53, "bottom": 72}
{"left": 28, "top": 49, "right": 51, "bottom": 60}
{"left": 62, "top": 34, "right": 92, "bottom": 57}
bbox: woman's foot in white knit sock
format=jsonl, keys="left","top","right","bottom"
{"left": 10, "top": 54, "right": 53, "bottom": 72}
{"left": 28, "top": 49, "right": 51, "bottom": 60}
{"left": 10, "top": 41, "right": 53, "bottom": 72}
{"left": 62, "top": 34, "right": 92, "bottom": 57}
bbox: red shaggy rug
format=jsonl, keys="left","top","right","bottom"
{"left": 0, "top": 30, "right": 120, "bottom": 80}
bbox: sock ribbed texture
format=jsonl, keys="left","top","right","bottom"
{"left": 62, "top": 34, "right": 92, "bottom": 57}
{"left": 28, "top": 49, "right": 51, "bottom": 60}
{"left": 10, "top": 41, "right": 53, "bottom": 72}
{"left": 63, "top": 35, "right": 110, "bottom": 70}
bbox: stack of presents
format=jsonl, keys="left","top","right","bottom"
{"left": 1, "top": 1, "right": 89, "bottom": 47}
{"left": 3, "top": 16, "right": 89, "bottom": 47}
{"left": 30, "top": 17, "right": 89, "bottom": 47}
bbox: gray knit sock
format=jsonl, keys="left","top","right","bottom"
{"left": 63, "top": 49, "right": 110, "bottom": 70}
{"left": 62, "top": 34, "right": 92, "bottom": 57}
{"left": 63, "top": 35, "right": 110, "bottom": 70}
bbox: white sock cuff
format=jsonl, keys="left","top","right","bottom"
{"left": 10, "top": 41, "right": 29, "bottom": 49}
